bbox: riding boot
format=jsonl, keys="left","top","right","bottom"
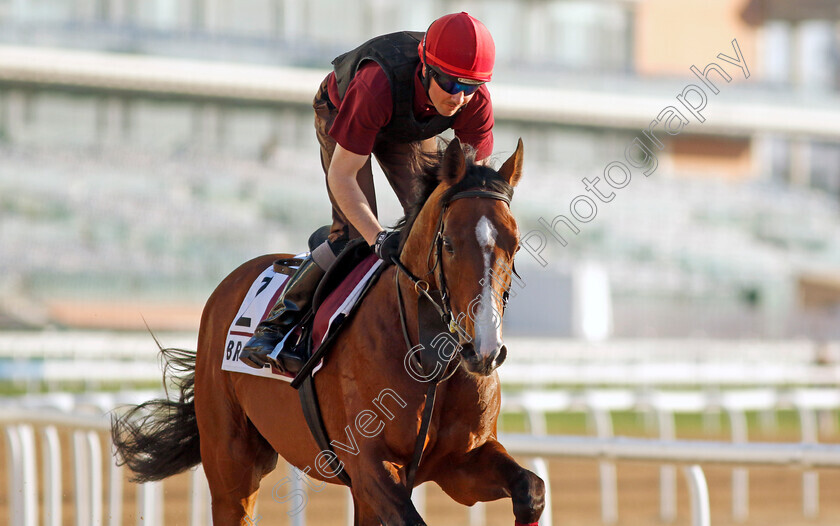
{"left": 239, "top": 256, "right": 325, "bottom": 371}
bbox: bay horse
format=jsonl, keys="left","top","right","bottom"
{"left": 112, "top": 138, "right": 545, "bottom": 525}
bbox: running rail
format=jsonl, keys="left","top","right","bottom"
{"left": 6, "top": 408, "right": 840, "bottom": 526}
{"left": 0, "top": 409, "right": 205, "bottom": 526}
{"left": 500, "top": 434, "right": 840, "bottom": 526}
{"left": 4, "top": 332, "right": 839, "bottom": 387}
{"left": 499, "top": 434, "right": 840, "bottom": 468}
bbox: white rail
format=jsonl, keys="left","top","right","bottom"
{"left": 502, "top": 387, "right": 840, "bottom": 523}
{"left": 4, "top": 330, "right": 840, "bottom": 524}
{"left": 0, "top": 331, "right": 193, "bottom": 385}
{"left": 501, "top": 434, "right": 840, "bottom": 468}
{"left": 4, "top": 406, "right": 840, "bottom": 526}
{"left": 5, "top": 332, "right": 840, "bottom": 387}
{"left": 499, "top": 338, "right": 840, "bottom": 386}
{"left": 0, "top": 331, "right": 195, "bottom": 359}
{"left": 501, "top": 434, "right": 840, "bottom": 526}
{"left": 6, "top": 333, "right": 836, "bottom": 361}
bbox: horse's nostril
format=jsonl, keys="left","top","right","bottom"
{"left": 460, "top": 343, "right": 477, "bottom": 360}
{"left": 496, "top": 344, "right": 508, "bottom": 366}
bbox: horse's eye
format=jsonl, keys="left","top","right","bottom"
{"left": 442, "top": 237, "right": 455, "bottom": 254}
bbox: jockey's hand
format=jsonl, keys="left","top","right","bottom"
{"left": 372, "top": 230, "right": 401, "bottom": 262}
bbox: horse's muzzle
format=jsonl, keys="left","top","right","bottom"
{"left": 461, "top": 342, "right": 507, "bottom": 376}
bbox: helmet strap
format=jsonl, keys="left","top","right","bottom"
{"left": 420, "top": 24, "right": 434, "bottom": 98}
{"left": 421, "top": 65, "right": 432, "bottom": 95}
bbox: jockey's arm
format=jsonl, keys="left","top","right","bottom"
{"left": 327, "top": 144, "right": 384, "bottom": 246}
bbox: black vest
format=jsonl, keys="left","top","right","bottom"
{"left": 332, "top": 31, "right": 455, "bottom": 144}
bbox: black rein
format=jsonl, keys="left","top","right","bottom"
{"left": 393, "top": 187, "right": 512, "bottom": 495}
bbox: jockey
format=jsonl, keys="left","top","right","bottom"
{"left": 239, "top": 12, "right": 496, "bottom": 372}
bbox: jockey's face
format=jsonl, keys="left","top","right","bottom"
{"left": 426, "top": 73, "right": 476, "bottom": 117}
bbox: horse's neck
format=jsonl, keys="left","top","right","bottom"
{"left": 347, "top": 266, "right": 500, "bottom": 435}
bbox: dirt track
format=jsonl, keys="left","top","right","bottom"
{"left": 221, "top": 458, "right": 840, "bottom": 526}
{"left": 2, "top": 428, "right": 839, "bottom": 525}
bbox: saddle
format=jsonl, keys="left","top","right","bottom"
{"left": 274, "top": 236, "right": 385, "bottom": 375}
{"left": 313, "top": 237, "right": 377, "bottom": 312}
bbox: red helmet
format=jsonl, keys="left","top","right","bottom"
{"left": 419, "top": 12, "right": 495, "bottom": 83}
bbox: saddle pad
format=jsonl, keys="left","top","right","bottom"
{"left": 312, "top": 254, "right": 382, "bottom": 350}
{"left": 221, "top": 253, "right": 383, "bottom": 382}
{"left": 220, "top": 257, "right": 302, "bottom": 382}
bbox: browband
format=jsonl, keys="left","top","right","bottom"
{"left": 447, "top": 189, "right": 511, "bottom": 205}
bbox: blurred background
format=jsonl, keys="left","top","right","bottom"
{"left": 3, "top": 1, "right": 840, "bottom": 525}
{"left": 1, "top": 0, "right": 839, "bottom": 339}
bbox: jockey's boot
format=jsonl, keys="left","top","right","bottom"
{"left": 239, "top": 256, "right": 325, "bottom": 371}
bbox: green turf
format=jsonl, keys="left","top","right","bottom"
{"left": 499, "top": 409, "right": 814, "bottom": 439}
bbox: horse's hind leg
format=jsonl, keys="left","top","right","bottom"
{"left": 197, "top": 389, "right": 278, "bottom": 525}
{"left": 432, "top": 439, "right": 545, "bottom": 525}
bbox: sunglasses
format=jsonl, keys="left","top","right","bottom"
{"left": 430, "top": 68, "right": 484, "bottom": 96}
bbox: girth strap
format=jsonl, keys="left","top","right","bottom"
{"left": 291, "top": 261, "right": 388, "bottom": 489}
{"left": 406, "top": 382, "right": 438, "bottom": 490}
{"left": 393, "top": 185, "right": 513, "bottom": 494}
{"left": 397, "top": 269, "right": 460, "bottom": 494}
{"left": 298, "top": 373, "right": 352, "bottom": 487}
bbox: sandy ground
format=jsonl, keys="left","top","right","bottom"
{"left": 2, "top": 427, "right": 839, "bottom": 526}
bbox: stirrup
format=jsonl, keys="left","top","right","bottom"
{"left": 266, "top": 332, "right": 305, "bottom": 374}
{"left": 239, "top": 335, "right": 280, "bottom": 369}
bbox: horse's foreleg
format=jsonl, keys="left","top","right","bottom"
{"left": 433, "top": 439, "right": 545, "bottom": 525}
{"left": 351, "top": 494, "right": 384, "bottom": 526}
{"left": 350, "top": 453, "right": 426, "bottom": 526}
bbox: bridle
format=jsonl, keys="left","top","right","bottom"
{"left": 392, "top": 185, "right": 514, "bottom": 363}
{"left": 391, "top": 181, "right": 516, "bottom": 493}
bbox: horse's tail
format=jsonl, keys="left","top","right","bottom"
{"left": 111, "top": 347, "right": 201, "bottom": 483}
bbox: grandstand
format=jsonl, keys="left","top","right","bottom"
{"left": 3, "top": 3, "right": 840, "bottom": 524}
{"left": 1, "top": 1, "right": 839, "bottom": 338}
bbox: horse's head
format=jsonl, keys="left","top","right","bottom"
{"left": 399, "top": 138, "right": 523, "bottom": 377}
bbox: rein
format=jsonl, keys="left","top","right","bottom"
{"left": 393, "top": 186, "right": 512, "bottom": 493}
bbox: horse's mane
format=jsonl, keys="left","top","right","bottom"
{"left": 395, "top": 145, "right": 514, "bottom": 248}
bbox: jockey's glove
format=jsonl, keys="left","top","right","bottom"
{"left": 372, "top": 230, "right": 402, "bottom": 262}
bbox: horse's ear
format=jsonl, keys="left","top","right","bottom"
{"left": 440, "top": 137, "right": 466, "bottom": 185}
{"left": 498, "top": 138, "right": 524, "bottom": 187}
